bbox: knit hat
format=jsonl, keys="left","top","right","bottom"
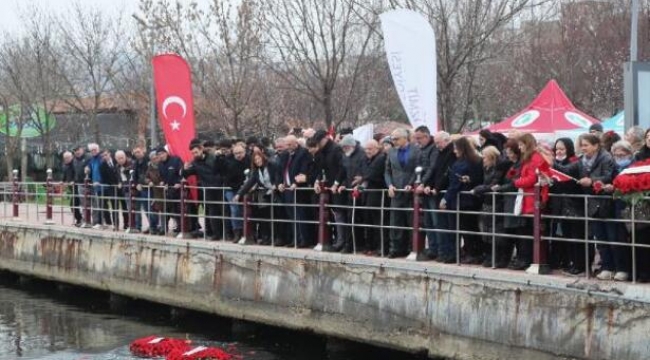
{"left": 589, "top": 123, "right": 603, "bottom": 133}
{"left": 339, "top": 134, "right": 356, "bottom": 147}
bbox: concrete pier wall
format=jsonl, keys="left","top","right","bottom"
{"left": 0, "top": 223, "right": 648, "bottom": 360}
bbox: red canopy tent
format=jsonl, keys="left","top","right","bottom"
{"left": 485, "top": 80, "right": 599, "bottom": 135}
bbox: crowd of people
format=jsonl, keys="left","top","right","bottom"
{"left": 59, "top": 123, "right": 650, "bottom": 282}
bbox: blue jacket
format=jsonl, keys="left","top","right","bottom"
{"left": 444, "top": 159, "right": 483, "bottom": 210}
{"left": 158, "top": 155, "right": 183, "bottom": 186}
{"left": 87, "top": 154, "right": 103, "bottom": 183}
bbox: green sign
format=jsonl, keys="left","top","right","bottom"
{"left": 0, "top": 105, "right": 56, "bottom": 138}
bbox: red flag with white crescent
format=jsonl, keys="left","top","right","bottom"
{"left": 549, "top": 168, "right": 575, "bottom": 183}
{"left": 153, "top": 54, "right": 198, "bottom": 200}
{"left": 152, "top": 54, "right": 196, "bottom": 163}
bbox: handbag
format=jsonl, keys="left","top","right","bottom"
{"left": 513, "top": 188, "right": 524, "bottom": 216}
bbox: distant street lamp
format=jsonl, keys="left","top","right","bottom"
{"left": 132, "top": 14, "right": 158, "bottom": 149}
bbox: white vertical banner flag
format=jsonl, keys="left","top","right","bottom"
{"left": 380, "top": 9, "right": 438, "bottom": 132}
{"left": 353, "top": 123, "right": 374, "bottom": 144}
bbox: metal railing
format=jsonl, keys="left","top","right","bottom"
{"left": 2, "top": 169, "right": 650, "bottom": 284}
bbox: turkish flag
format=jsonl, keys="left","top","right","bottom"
{"left": 152, "top": 54, "right": 196, "bottom": 163}
{"left": 153, "top": 54, "right": 198, "bottom": 201}
{"left": 549, "top": 168, "right": 575, "bottom": 183}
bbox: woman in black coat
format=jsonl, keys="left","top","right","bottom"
{"left": 548, "top": 137, "right": 583, "bottom": 272}
{"left": 556, "top": 134, "right": 616, "bottom": 276}
{"left": 440, "top": 137, "right": 484, "bottom": 264}
{"left": 491, "top": 139, "right": 527, "bottom": 269}
{"left": 471, "top": 145, "right": 511, "bottom": 268}
{"left": 235, "top": 151, "right": 280, "bottom": 245}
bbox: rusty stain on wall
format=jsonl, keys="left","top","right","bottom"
{"left": 0, "top": 230, "right": 17, "bottom": 258}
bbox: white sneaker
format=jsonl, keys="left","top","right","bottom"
{"left": 92, "top": 224, "right": 102, "bottom": 230}
{"left": 614, "top": 272, "right": 629, "bottom": 281}
{"left": 597, "top": 270, "right": 614, "bottom": 280}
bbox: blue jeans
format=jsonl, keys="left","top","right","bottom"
{"left": 91, "top": 186, "right": 104, "bottom": 225}
{"left": 437, "top": 204, "right": 456, "bottom": 258}
{"left": 225, "top": 190, "right": 243, "bottom": 230}
{"left": 598, "top": 221, "right": 630, "bottom": 272}
{"left": 282, "top": 190, "right": 310, "bottom": 245}
{"left": 135, "top": 190, "right": 158, "bottom": 231}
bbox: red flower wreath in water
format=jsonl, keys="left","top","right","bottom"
{"left": 129, "top": 336, "right": 191, "bottom": 358}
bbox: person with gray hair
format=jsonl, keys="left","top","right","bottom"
{"left": 359, "top": 139, "right": 388, "bottom": 255}
{"left": 384, "top": 128, "right": 419, "bottom": 258}
{"left": 115, "top": 150, "right": 133, "bottom": 231}
{"left": 423, "top": 131, "right": 456, "bottom": 261}
{"left": 332, "top": 134, "right": 365, "bottom": 253}
{"left": 85, "top": 143, "right": 107, "bottom": 228}
{"left": 625, "top": 126, "right": 645, "bottom": 153}
{"left": 595, "top": 139, "right": 634, "bottom": 281}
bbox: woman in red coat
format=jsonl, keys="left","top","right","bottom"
{"left": 509, "top": 133, "right": 551, "bottom": 270}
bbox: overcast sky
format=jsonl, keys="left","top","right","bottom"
{"left": 0, "top": 0, "right": 211, "bottom": 34}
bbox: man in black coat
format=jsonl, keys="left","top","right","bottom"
{"left": 277, "top": 135, "right": 312, "bottom": 247}
{"left": 359, "top": 140, "right": 387, "bottom": 255}
{"left": 99, "top": 150, "right": 120, "bottom": 229}
{"left": 61, "top": 151, "right": 82, "bottom": 226}
{"left": 157, "top": 147, "right": 184, "bottom": 233}
{"left": 312, "top": 130, "right": 347, "bottom": 251}
{"left": 413, "top": 126, "right": 439, "bottom": 259}
{"left": 131, "top": 146, "right": 150, "bottom": 232}
{"left": 183, "top": 142, "right": 223, "bottom": 240}
{"left": 217, "top": 143, "right": 249, "bottom": 241}
{"left": 424, "top": 131, "right": 456, "bottom": 261}
{"left": 71, "top": 146, "right": 88, "bottom": 226}
{"left": 333, "top": 134, "right": 365, "bottom": 252}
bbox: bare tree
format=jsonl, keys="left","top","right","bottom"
{"left": 55, "top": 2, "right": 127, "bottom": 144}
{"left": 0, "top": 9, "right": 64, "bottom": 173}
{"left": 262, "top": 0, "right": 379, "bottom": 129}
{"left": 0, "top": 65, "right": 24, "bottom": 179}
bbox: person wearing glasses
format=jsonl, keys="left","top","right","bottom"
{"left": 384, "top": 128, "right": 419, "bottom": 258}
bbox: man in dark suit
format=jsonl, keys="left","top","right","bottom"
{"left": 359, "top": 139, "right": 387, "bottom": 255}
{"left": 425, "top": 131, "right": 456, "bottom": 261}
{"left": 413, "top": 126, "right": 440, "bottom": 259}
{"left": 277, "top": 135, "right": 311, "bottom": 247}
{"left": 384, "top": 128, "right": 419, "bottom": 258}
{"left": 311, "top": 130, "right": 347, "bottom": 252}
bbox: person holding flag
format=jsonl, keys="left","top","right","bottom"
{"left": 554, "top": 133, "right": 615, "bottom": 277}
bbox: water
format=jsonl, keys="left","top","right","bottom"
{"left": 0, "top": 275, "right": 427, "bottom": 360}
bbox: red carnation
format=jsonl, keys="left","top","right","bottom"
{"left": 593, "top": 181, "right": 604, "bottom": 194}
{"left": 351, "top": 188, "right": 361, "bottom": 199}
